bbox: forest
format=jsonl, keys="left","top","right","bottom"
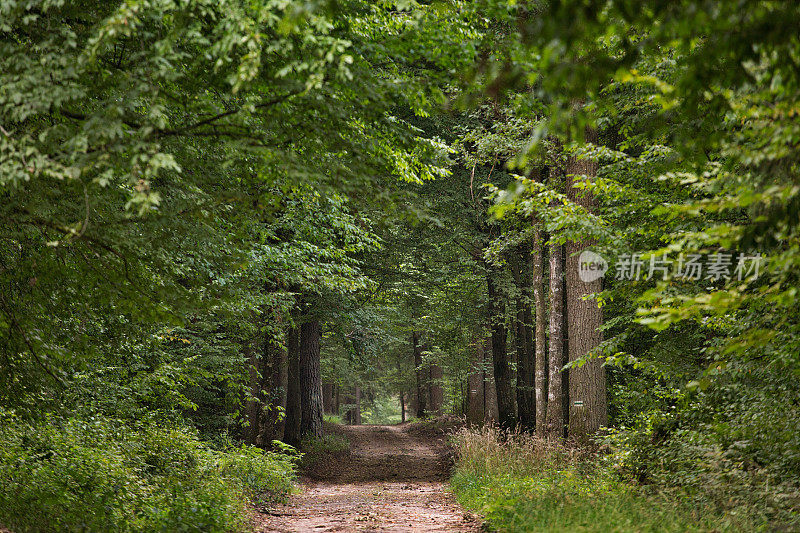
{"left": 1, "top": 0, "right": 799, "bottom": 531}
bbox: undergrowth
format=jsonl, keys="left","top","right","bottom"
{"left": 450, "top": 427, "right": 764, "bottom": 532}
{"left": 0, "top": 414, "right": 297, "bottom": 533}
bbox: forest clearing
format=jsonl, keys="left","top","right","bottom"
{"left": 2, "top": 0, "right": 800, "bottom": 531}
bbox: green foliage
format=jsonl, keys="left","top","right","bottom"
{"left": 218, "top": 440, "right": 298, "bottom": 506}
{"left": 0, "top": 414, "right": 296, "bottom": 532}
{"left": 601, "top": 388, "right": 800, "bottom": 526}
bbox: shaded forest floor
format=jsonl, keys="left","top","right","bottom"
{"left": 254, "top": 422, "right": 481, "bottom": 532}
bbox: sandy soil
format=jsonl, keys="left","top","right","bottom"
{"left": 254, "top": 423, "right": 481, "bottom": 532}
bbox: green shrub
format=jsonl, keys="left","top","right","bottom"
{"left": 0, "top": 414, "right": 296, "bottom": 532}
{"left": 218, "top": 442, "right": 297, "bottom": 505}
{"left": 601, "top": 389, "right": 800, "bottom": 528}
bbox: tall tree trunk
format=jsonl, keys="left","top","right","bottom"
{"left": 283, "top": 325, "right": 301, "bottom": 447}
{"left": 566, "top": 126, "right": 607, "bottom": 438}
{"left": 483, "top": 335, "right": 499, "bottom": 421}
{"left": 533, "top": 227, "right": 548, "bottom": 436}
{"left": 487, "top": 274, "right": 515, "bottom": 429}
{"left": 545, "top": 147, "right": 567, "bottom": 439}
{"left": 467, "top": 333, "right": 486, "bottom": 425}
{"left": 513, "top": 245, "right": 535, "bottom": 429}
{"left": 299, "top": 319, "right": 323, "bottom": 439}
{"left": 546, "top": 240, "right": 566, "bottom": 438}
{"left": 412, "top": 331, "right": 427, "bottom": 418}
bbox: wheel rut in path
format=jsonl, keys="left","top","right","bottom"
{"left": 255, "top": 423, "right": 480, "bottom": 532}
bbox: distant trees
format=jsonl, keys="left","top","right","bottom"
{"left": 412, "top": 331, "right": 427, "bottom": 418}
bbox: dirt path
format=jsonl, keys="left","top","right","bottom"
{"left": 254, "top": 423, "right": 480, "bottom": 532}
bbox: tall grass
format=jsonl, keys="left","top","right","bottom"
{"left": 450, "top": 427, "right": 759, "bottom": 532}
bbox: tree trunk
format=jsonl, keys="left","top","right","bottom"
{"left": 487, "top": 274, "right": 515, "bottom": 429}
{"left": 412, "top": 331, "right": 427, "bottom": 418}
{"left": 283, "top": 325, "right": 302, "bottom": 447}
{"left": 342, "top": 387, "right": 362, "bottom": 425}
{"left": 483, "top": 335, "right": 499, "bottom": 421}
{"left": 259, "top": 336, "right": 288, "bottom": 446}
{"left": 299, "top": 319, "right": 323, "bottom": 439}
{"left": 533, "top": 227, "right": 548, "bottom": 436}
{"left": 322, "top": 383, "right": 336, "bottom": 415}
{"left": 545, "top": 148, "right": 567, "bottom": 439}
{"left": 513, "top": 246, "right": 535, "bottom": 429}
{"left": 342, "top": 391, "right": 354, "bottom": 424}
{"left": 467, "top": 333, "right": 486, "bottom": 425}
{"left": 566, "top": 126, "right": 607, "bottom": 439}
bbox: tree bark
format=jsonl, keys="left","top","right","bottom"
{"left": 483, "top": 335, "right": 499, "bottom": 421}
{"left": 467, "top": 333, "right": 486, "bottom": 425}
{"left": 545, "top": 146, "right": 567, "bottom": 439}
{"left": 487, "top": 274, "right": 515, "bottom": 429}
{"left": 533, "top": 227, "right": 548, "bottom": 436}
{"left": 322, "top": 383, "right": 336, "bottom": 415}
{"left": 566, "top": 126, "right": 607, "bottom": 439}
{"left": 299, "top": 319, "right": 323, "bottom": 439}
{"left": 513, "top": 245, "right": 535, "bottom": 429}
{"left": 412, "top": 331, "right": 427, "bottom": 418}
{"left": 283, "top": 325, "right": 302, "bottom": 446}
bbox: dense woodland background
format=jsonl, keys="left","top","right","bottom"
{"left": 1, "top": 0, "right": 799, "bottom": 531}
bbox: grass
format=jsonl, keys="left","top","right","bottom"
{"left": 449, "top": 427, "right": 760, "bottom": 532}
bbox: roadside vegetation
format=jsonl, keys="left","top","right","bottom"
{"left": 450, "top": 427, "right": 792, "bottom": 532}
{"left": 0, "top": 415, "right": 295, "bottom": 533}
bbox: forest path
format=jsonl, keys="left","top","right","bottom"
{"left": 254, "top": 423, "right": 481, "bottom": 532}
